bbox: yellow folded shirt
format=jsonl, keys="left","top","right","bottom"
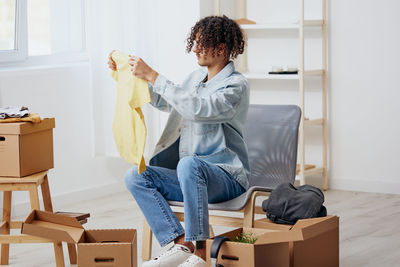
{"left": 111, "top": 51, "right": 151, "bottom": 174}
{"left": 0, "top": 113, "right": 42, "bottom": 123}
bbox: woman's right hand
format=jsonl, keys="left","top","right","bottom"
{"left": 108, "top": 50, "right": 117, "bottom": 71}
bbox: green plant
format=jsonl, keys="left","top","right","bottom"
{"left": 233, "top": 232, "right": 258, "bottom": 244}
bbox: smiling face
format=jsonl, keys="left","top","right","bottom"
{"left": 192, "top": 34, "right": 227, "bottom": 67}
{"left": 192, "top": 41, "right": 212, "bottom": 66}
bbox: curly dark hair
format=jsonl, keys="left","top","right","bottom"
{"left": 186, "top": 15, "right": 246, "bottom": 60}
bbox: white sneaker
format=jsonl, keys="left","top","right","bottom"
{"left": 178, "top": 255, "right": 207, "bottom": 267}
{"left": 142, "top": 244, "right": 193, "bottom": 267}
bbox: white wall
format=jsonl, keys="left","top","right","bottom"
{"left": 328, "top": 0, "right": 400, "bottom": 193}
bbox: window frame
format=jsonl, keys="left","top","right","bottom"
{"left": 0, "top": 0, "right": 88, "bottom": 66}
{"left": 0, "top": 0, "right": 28, "bottom": 63}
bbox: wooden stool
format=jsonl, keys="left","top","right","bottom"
{"left": 0, "top": 171, "right": 75, "bottom": 266}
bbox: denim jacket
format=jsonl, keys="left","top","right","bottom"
{"left": 148, "top": 61, "right": 250, "bottom": 190}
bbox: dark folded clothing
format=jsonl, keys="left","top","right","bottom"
{"left": 262, "top": 182, "right": 327, "bottom": 225}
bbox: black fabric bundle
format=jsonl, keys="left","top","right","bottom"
{"left": 262, "top": 182, "right": 327, "bottom": 225}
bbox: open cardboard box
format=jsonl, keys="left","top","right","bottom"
{"left": 0, "top": 118, "right": 55, "bottom": 177}
{"left": 253, "top": 215, "right": 339, "bottom": 267}
{"left": 21, "top": 210, "right": 137, "bottom": 267}
{"left": 206, "top": 227, "right": 302, "bottom": 267}
{"left": 207, "top": 215, "right": 339, "bottom": 267}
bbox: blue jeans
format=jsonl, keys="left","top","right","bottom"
{"left": 124, "top": 156, "right": 245, "bottom": 247}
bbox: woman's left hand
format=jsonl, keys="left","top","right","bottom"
{"left": 128, "top": 56, "right": 159, "bottom": 84}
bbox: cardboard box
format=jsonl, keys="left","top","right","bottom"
{"left": 206, "top": 227, "right": 303, "bottom": 267}
{"left": 206, "top": 216, "right": 339, "bottom": 267}
{"left": 0, "top": 118, "right": 55, "bottom": 177}
{"left": 254, "top": 216, "right": 339, "bottom": 267}
{"left": 21, "top": 210, "right": 137, "bottom": 267}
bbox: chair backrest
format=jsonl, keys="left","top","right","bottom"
{"left": 243, "top": 105, "right": 301, "bottom": 189}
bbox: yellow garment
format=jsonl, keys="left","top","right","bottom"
{"left": 111, "top": 51, "right": 150, "bottom": 174}
{"left": 0, "top": 113, "right": 42, "bottom": 123}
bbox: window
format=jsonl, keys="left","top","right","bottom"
{"left": 0, "top": 0, "right": 16, "bottom": 50}
{"left": 0, "top": 0, "right": 85, "bottom": 63}
{"left": 0, "top": 0, "right": 28, "bottom": 62}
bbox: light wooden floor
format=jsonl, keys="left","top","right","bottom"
{"left": 3, "top": 189, "right": 400, "bottom": 267}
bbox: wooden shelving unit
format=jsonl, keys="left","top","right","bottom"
{"left": 239, "top": 20, "right": 324, "bottom": 30}
{"left": 215, "top": 0, "right": 328, "bottom": 189}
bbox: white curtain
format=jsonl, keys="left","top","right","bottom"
{"left": 87, "top": 0, "right": 204, "bottom": 160}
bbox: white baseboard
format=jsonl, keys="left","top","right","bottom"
{"left": 9, "top": 180, "right": 126, "bottom": 218}
{"left": 329, "top": 177, "right": 400, "bottom": 195}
